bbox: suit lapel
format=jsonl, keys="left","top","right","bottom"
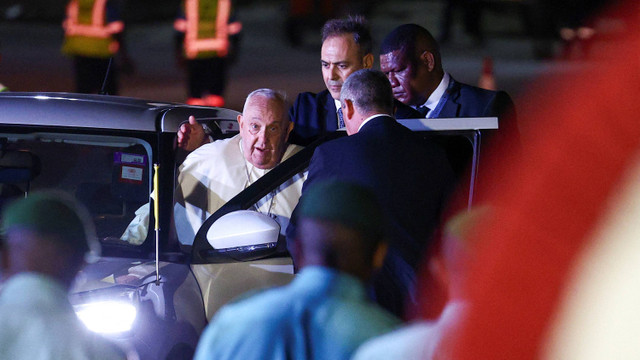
{"left": 322, "top": 91, "right": 339, "bottom": 132}
{"left": 438, "top": 77, "right": 462, "bottom": 118}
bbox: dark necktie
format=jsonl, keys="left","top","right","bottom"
{"left": 417, "top": 105, "right": 430, "bottom": 118}
{"left": 337, "top": 108, "right": 345, "bottom": 128}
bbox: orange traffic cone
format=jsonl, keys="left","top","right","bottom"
{"left": 478, "top": 56, "right": 496, "bottom": 91}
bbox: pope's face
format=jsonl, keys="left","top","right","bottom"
{"left": 238, "top": 96, "right": 293, "bottom": 169}
{"left": 321, "top": 34, "right": 365, "bottom": 100}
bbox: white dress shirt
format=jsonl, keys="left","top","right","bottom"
{"left": 416, "top": 72, "right": 451, "bottom": 118}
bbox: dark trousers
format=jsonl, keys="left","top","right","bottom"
{"left": 186, "top": 57, "right": 227, "bottom": 98}
{"left": 73, "top": 56, "right": 117, "bottom": 95}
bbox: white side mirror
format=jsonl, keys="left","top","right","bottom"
{"left": 207, "top": 210, "right": 280, "bottom": 255}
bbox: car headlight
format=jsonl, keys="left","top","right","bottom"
{"left": 75, "top": 301, "right": 137, "bottom": 334}
{"left": 71, "top": 286, "right": 139, "bottom": 334}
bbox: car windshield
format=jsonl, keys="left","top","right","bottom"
{"left": 0, "top": 132, "right": 152, "bottom": 245}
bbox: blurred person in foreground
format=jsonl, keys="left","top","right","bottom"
{"left": 193, "top": 180, "right": 400, "bottom": 360}
{"left": 352, "top": 207, "right": 489, "bottom": 360}
{"left": 287, "top": 69, "right": 454, "bottom": 318}
{"left": 443, "top": 1, "right": 640, "bottom": 358}
{"left": 173, "top": 88, "right": 305, "bottom": 245}
{"left": 0, "top": 191, "right": 126, "bottom": 359}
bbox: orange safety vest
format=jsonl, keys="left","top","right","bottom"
{"left": 61, "top": 0, "right": 124, "bottom": 58}
{"left": 174, "top": 0, "right": 242, "bottom": 59}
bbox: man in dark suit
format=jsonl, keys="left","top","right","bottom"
{"left": 287, "top": 69, "right": 454, "bottom": 318}
{"left": 288, "top": 16, "right": 421, "bottom": 146}
{"left": 379, "top": 24, "right": 520, "bottom": 193}
{"left": 379, "top": 24, "right": 519, "bottom": 139}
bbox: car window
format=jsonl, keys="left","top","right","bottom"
{"left": 0, "top": 132, "right": 152, "bottom": 245}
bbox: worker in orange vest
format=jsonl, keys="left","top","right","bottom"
{"left": 61, "top": 0, "right": 132, "bottom": 95}
{"left": 174, "top": 0, "right": 242, "bottom": 107}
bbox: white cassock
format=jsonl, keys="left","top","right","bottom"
{"left": 174, "top": 134, "right": 306, "bottom": 245}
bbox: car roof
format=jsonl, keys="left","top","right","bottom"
{"left": 0, "top": 92, "right": 240, "bottom": 133}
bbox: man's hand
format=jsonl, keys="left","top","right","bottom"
{"left": 177, "top": 116, "right": 209, "bottom": 151}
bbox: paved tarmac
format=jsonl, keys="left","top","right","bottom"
{"left": 0, "top": 1, "right": 581, "bottom": 113}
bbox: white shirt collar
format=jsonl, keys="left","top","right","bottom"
{"left": 419, "top": 72, "right": 450, "bottom": 117}
{"left": 357, "top": 114, "right": 388, "bottom": 132}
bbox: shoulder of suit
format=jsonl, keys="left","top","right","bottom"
{"left": 293, "top": 91, "right": 317, "bottom": 102}
{"left": 293, "top": 90, "right": 329, "bottom": 103}
{"left": 291, "top": 91, "right": 324, "bottom": 119}
{"left": 394, "top": 99, "right": 421, "bottom": 119}
{"left": 453, "top": 80, "right": 511, "bottom": 99}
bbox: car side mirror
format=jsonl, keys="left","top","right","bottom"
{"left": 207, "top": 210, "right": 280, "bottom": 261}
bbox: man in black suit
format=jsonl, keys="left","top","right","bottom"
{"left": 287, "top": 69, "right": 454, "bottom": 318}
{"left": 379, "top": 24, "right": 520, "bottom": 190}
{"left": 288, "top": 16, "right": 421, "bottom": 146}
{"left": 379, "top": 24, "right": 519, "bottom": 141}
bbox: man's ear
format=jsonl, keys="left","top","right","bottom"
{"left": 419, "top": 50, "right": 436, "bottom": 72}
{"left": 236, "top": 113, "right": 243, "bottom": 127}
{"left": 362, "top": 53, "right": 374, "bottom": 69}
{"left": 285, "top": 121, "right": 294, "bottom": 142}
{"left": 343, "top": 99, "right": 356, "bottom": 120}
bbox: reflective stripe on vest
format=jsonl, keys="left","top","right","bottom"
{"left": 62, "top": 0, "right": 122, "bottom": 57}
{"left": 63, "top": 0, "right": 123, "bottom": 38}
{"left": 182, "top": 0, "right": 240, "bottom": 59}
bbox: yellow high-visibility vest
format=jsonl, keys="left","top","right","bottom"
{"left": 61, "top": 0, "right": 124, "bottom": 58}
{"left": 174, "top": 0, "right": 242, "bottom": 59}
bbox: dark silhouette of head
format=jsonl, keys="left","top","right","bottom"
{"left": 294, "top": 180, "right": 387, "bottom": 281}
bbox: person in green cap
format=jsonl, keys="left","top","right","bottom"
{"left": 0, "top": 191, "right": 126, "bottom": 360}
{"left": 193, "top": 180, "right": 401, "bottom": 360}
